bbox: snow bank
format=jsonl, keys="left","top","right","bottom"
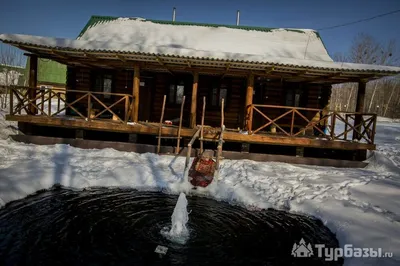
{"left": 0, "top": 115, "right": 399, "bottom": 265}
{"left": 0, "top": 109, "right": 17, "bottom": 140}
{"left": 377, "top": 116, "right": 400, "bottom": 123}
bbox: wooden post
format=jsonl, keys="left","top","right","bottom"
{"left": 290, "top": 109, "right": 295, "bottom": 135}
{"left": 87, "top": 93, "right": 91, "bottom": 121}
{"left": 353, "top": 81, "right": 366, "bottom": 140}
{"left": 9, "top": 87, "right": 13, "bottom": 115}
{"left": 331, "top": 113, "right": 336, "bottom": 139}
{"left": 40, "top": 91, "right": 44, "bottom": 113}
{"left": 57, "top": 93, "right": 61, "bottom": 112}
{"left": 184, "top": 128, "right": 200, "bottom": 179}
{"left": 371, "top": 114, "right": 377, "bottom": 144}
{"left": 244, "top": 73, "right": 254, "bottom": 131}
{"left": 28, "top": 54, "right": 38, "bottom": 115}
{"left": 157, "top": 95, "right": 167, "bottom": 154}
{"left": 133, "top": 65, "right": 140, "bottom": 122}
{"left": 200, "top": 96, "right": 206, "bottom": 154}
{"left": 48, "top": 90, "right": 51, "bottom": 116}
{"left": 190, "top": 72, "right": 199, "bottom": 128}
{"left": 176, "top": 96, "right": 185, "bottom": 154}
{"left": 216, "top": 98, "right": 225, "bottom": 180}
{"left": 124, "top": 95, "right": 129, "bottom": 122}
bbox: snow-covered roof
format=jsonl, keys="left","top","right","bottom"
{"left": 1, "top": 17, "right": 400, "bottom": 76}
{"left": 77, "top": 17, "right": 332, "bottom": 62}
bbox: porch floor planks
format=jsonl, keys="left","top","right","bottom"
{"left": 6, "top": 114, "right": 375, "bottom": 151}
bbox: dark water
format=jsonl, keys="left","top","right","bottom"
{"left": 0, "top": 186, "right": 342, "bottom": 266}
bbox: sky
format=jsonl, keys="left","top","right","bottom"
{"left": 0, "top": 0, "right": 399, "bottom": 60}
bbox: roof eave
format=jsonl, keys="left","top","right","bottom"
{"left": 2, "top": 39, "right": 399, "bottom": 83}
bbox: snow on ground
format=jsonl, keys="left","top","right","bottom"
{"left": 0, "top": 113, "right": 399, "bottom": 265}
{"left": 0, "top": 109, "right": 18, "bottom": 140}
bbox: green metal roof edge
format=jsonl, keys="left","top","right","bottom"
{"left": 77, "top": 15, "right": 315, "bottom": 38}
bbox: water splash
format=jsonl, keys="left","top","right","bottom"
{"left": 161, "top": 192, "right": 190, "bottom": 244}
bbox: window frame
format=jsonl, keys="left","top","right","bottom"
{"left": 284, "top": 84, "right": 305, "bottom": 108}
{"left": 168, "top": 79, "right": 186, "bottom": 106}
{"left": 209, "top": 79, "right": 230, "bottom": 109}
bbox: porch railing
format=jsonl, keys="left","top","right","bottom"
{"left": 246, "top": 104, "right": 377, "bottom": 144}
{"left": 9, "top": 86, "right": 135, "bottom": 124}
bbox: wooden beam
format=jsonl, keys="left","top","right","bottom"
{"left": 156, "top": 56, "right": 174, "bottom": 76}
{"left": 7, "top": 115, "right": 376, "bottom": 150}
{"left": 190, "top": 72, "right": 199, "bottom": 128}
{"left": 28, "top": 54, "right": 38, "bottom": 114}
{"left": 133, "top": 65, "right": 140, "bottom": 122}
{"left": 244, "top": 73, "right": 254, "bottom": 130}
{"left": 116, "top": 54, "right": 127, "bottom": 62}
{"left": 8, "top": 43, "right": 399, "bottom": 80}
{"left": 304, "top": 73, "right": 342, "bottom": 83}
{"left": 11, "top": 135, "right": 369, "bottom": 168}
{"left": 265, "top": 67, "right": 274, "bottom": 74}
{"left": 156, "top": 56, "right": 164, "bottom": 66}
{"left": 353, "top": 81, "right": 367, "bottom": 140}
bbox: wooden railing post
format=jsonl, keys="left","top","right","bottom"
{"left": 48, "top": 90, "right": 51, "bottom": 116}
{"left": 130, "top": 97, "right": 135, "bottom": 122}
{"left": 57, "top": 93, "right": 61, "bottom": 112}
{"left": 157, "top": 95, "right": 167, "bottom": 154}
{"left": 290, "top": 108, "right": 295, "bottom": 135}
{"left": 87, "top": 93, "right": 91, "bottom": 121}
{"left": 248, "top": 105, "right": 253, "bottom": 133}
{"left": 41, "top": 90, "right": 45, "bottom": 113}
{"left": 371, "top": 114, "right": 377, "bottom": 144}
{"left": 124, "top": 95, "right": 129, "bottom": 123}
{"left": 200, "top": 96, "right": 206, "bottom": 154}
{"left": 9, "top": 87, "right": 13, "bottom": 115}
{"left": 331, "top": 112, "right": 336, "bottom": 139}
{"left": 28, "top": 55, "right": 38, "bottom": 115}
{"left": 176, "top": 96, "right": 185, "bottom": 154}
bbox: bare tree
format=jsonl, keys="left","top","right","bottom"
{"left": 349, "top": 33, "right": 399, "bottom": 65}
{"left": 0, "top": 44, "right": 26, "bottom": 109}
{"left": 331, "top": 33, "right": 400, "bottom": 118}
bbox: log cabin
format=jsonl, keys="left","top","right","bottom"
{"left": 1, "top": 15, "right": 400, "bottom": 167}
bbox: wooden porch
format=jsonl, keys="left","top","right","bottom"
{"left": 7, "top": 86, "right": 376, "bottom": 152}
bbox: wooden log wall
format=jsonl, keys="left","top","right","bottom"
{"left": 66, "top": 67, "right": 134, "bottom": 118}
{"left": 252, "top": 78, "right": 332, "bottom": 130}
{"left": 65, "top": 67, "right": 332, "bottom": 130}
{"left": 195, "top": 76, "right": 246, "bottom": 129}
{"left": 150, "top": 72, "right": 192, "bottom": 126}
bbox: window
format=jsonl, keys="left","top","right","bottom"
{"left": 93, "top": 73, "right": 113, "bottom": 99}
{"left": 285, "top": 89, "right": 294, "bottom": 106}
{"left": 169, "top": 82, "right": 185, "bottom": 104}
{"left": 285, "top": 88, "right": 302, "bottom": 107}
{"left": 211, "top": 85, "right": 228, "bottom": 107}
